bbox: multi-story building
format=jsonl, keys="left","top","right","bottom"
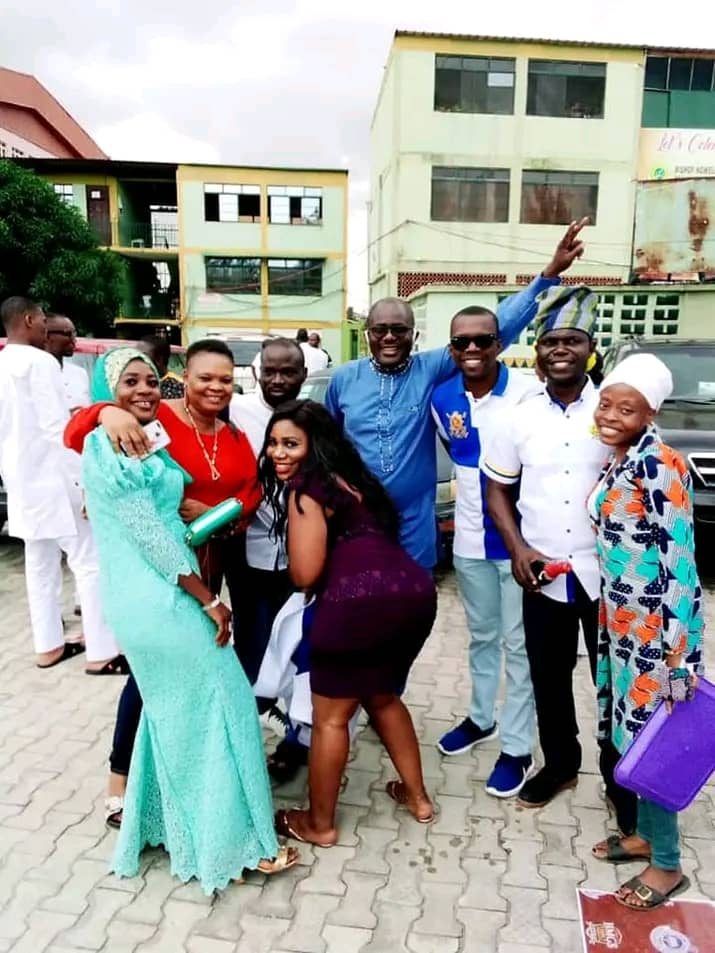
{"left": 16, "top": 158, "right": 349, "bottom": 359}
{"left": 369, "top": 32, "right": 715, "bottom": 364}
{"left": 0, "top": 67, "right": 106, "bottom": 159}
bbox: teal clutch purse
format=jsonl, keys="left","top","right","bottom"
{"left": 184, "top": 498, "right": 243, "bottom": 547}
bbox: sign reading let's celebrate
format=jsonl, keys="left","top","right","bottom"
{"left": 638, "top": 128, "right": 715, "bottom": 181}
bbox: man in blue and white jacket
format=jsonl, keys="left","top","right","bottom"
{"left": 431, "top": 305, "right": 541, "bottom": 798}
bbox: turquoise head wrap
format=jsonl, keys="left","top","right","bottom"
{"left": 91, "top": 346, "right": 158, "bottom": 402}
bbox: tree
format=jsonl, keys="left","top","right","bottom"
{"left": 0, "top": 160, "right": 125, "bottom": 335}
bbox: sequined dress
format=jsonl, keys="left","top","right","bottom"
{"left": 291, "top": 473, "right": 438, "bottom": 697}
{"left": 82, "top": 428, "right": 278, "bottom": 893}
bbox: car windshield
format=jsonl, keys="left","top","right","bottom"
{"left": 226, "top": 341, "right": 262, "bottom": 366}
{"left": 300, "top": 375, "right": 330, "bottom": 402}
{"left": 632, "top": 345, "right": 715, "bottom": 401}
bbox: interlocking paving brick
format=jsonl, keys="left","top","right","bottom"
{"left": 326, "top": 871, "right": 385, "bottom": 929}
{"left": 277, "top": 893, "right": 341, "bottom": 952}
{"left": 502, "top": 839, "right": 547, "bottom": 889}
{"left": 322, "top": 924, "right": 372, "bottom": 953}
{"left": 359, "top": 902, "right": 420, "bottom": 953}
{"left": 344, "top": 826, "right": 393, "bottom": 875}
{"left": 538, "top": 865, "right": 586, "bottom": 921}
{"left": 58, "top": 885, "right": 132, "bottom": 950}
{"left": 411, "top": 882, "right": 463, "bottom": 937}
{"left": 297, "top": 845, "right": 354, "bottom": 896}
{"left": 2, "top": 543, "right": 714, "bottom": 953}
{"left": 456, "top": 909, "right": 505, "bottom": 951}
{"left": 459, "top": 857, "right": 507, "bottom": 911}
{"left": 498, "top": 886, "right": 550, "bottom": 947}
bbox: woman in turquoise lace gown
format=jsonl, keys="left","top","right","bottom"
{"left": 81, "top": 348, "right": 297, "bottom": 893}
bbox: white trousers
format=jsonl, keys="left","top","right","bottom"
{"left": 24, "top": 518, "right": 118, "bottom": 661}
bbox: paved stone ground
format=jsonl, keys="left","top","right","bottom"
{"left": 1, "top": 535, "right": 713, "bottom": 953}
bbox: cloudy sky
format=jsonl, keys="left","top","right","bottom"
{"left": 4, "top": 0, "right": 711, "bottom": 308}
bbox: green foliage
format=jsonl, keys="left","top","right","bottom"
{"left": 0, "top": 160, "right": 125, "bottom": 335}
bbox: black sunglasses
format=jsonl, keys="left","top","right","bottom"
{"left": 368, "top": 323, "right": 412, "bottom": 339}
{"left": 450, "top": 333, "right": 498, "bottom": 352}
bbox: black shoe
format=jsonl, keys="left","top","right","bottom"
{"left": 267, "top": 738, "right": 309, "bottom": 785}
{"left": 517, "top": 767, "right": 577, "bottom": 808}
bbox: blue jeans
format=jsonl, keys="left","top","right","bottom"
{"left": 454, "top": 555, "right": 535, "bottom": 758}
{"left": 637, "top": 797, "right": 680, "bottom": 870}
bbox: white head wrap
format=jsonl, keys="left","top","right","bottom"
{"left": 600, "top": 353, "right": 673, "bottom": 411}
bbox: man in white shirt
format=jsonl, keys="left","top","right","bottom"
{"left": 483, "top": 285, "right": 637, "bottom": 829}
{"left": 431, "top": 307, "right": 540, "bottom": 798}
{"left": 230, "top": 338, "right": 309, "bottom": 777}
{"left": 45, "top": 313, "right": 90, "bottom": 617}
{"left": 0, "top": 296, "right": 120, "bottom": 672}
{"left": 45, "top": 314, "right": 90, "bottom": 413}
{"left": 296, "top": 328, "right": 329, "bottom": 373}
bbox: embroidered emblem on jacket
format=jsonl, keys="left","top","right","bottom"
{"left": 447, "top": 411, "right": 468, "bottom": 439}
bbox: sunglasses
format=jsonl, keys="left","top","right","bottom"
{"left": 47, "top": 329, "right": 76, "bottom": 338}
{"left": 450, "top": 333, "right": 498, "bottom": 352}
{"left": 368, "top": 323, "right": 412, "bottom": 339}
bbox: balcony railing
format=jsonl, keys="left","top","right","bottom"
{"left": 118, "top": 222, "right": 179, "bottom": 250}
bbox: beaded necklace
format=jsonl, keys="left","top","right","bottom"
{"left": 184, "top": 402, "right": 221, "bottom": 481}
{"left": 369, "top": 357, "right": 411, "bottom": 476}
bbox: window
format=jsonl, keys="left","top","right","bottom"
{"left": 431, "top": 167, "right": 510, "bottom": 223}
{"left": 204, "top": 184, "right": 261, "bottom": 223}
{"left": 520, "top": 170, "right": 599, "bottom": 225}
{"left": 434, "top": 54, "right": 515, "bottom": 115}
{"left": 53, "top": 184, "right": 74, "bottom": 205}
{"left": 645, "top": 55, "right": 715, "bottom": 92}
{"left": 11, "top": 147, "right": 24, "bottom": 157}
{"left": 527, "top": 60, "right": 606, "bottom": 118}
{"left": 267, "top": 186, "right": 322, "bottom": 225}
{"left": 0, "top": 141, "right": 7, "bottom": 157}
{"left": 267, "top": 259, "right": 322, "bottom": 296}
{"left": 204, "top": 257, "right": 261, "bottom": 293}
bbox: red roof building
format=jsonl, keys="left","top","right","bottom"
{"left": 0, "top": 66, "right": 106, "bottom": 159}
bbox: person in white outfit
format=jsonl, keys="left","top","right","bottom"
{"left": 45, "top": 314, "right": 90, "bottom": 413}
{"left": 0, "top": 297, "right": 122, "bottom": 672}
{"left": 45, "top": 313, "right": 90, "bottom": 617}
{"left": 296, "top": 328, "right": 329, "bottom": 373}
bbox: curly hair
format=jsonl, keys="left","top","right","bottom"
{"left": 257, "top": 399, "right": 400, "bottom": 542}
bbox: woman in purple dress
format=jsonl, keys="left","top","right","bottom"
{"left": 259, "top": 400, "right": 437, "bottom": 847}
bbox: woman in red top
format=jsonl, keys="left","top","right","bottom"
{"left": 65, "top": 338, "right": 262, "bottom": 827}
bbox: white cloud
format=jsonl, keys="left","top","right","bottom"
{"left": 94, "top": 113, "right": 220, "bottom": 164}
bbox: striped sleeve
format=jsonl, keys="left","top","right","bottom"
{"left": 481, "top": 410, "right": 521, "bottom": 484}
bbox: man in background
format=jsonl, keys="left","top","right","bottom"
{"left": 45, "top": 313, "right": 89, "bottom": 413}
{"left": 139, "top": 334, "right": 184, "bottom": 398}
{"left": 296, "top": 327, "right": 328, "bottom": 373}
{"left": 0, "top": 296, "right": 121, "bottom": 672}
{"left": 230, "top": 338, "right": 311, "bottom": 780}
{"left": 308, "top": 331, "right": 332, "bottom": 367}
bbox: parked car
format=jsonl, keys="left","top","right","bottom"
{"left": 0, "top": 336, "right": 185, "bottom": 534}
{"left": 299, "top": 368, "right": 456, "bottom": 565}
{"left": 603, "top": 338, "right": 715, "bottom": 528}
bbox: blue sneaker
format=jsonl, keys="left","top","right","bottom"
{"left": 485, "top": 753, "right": 535, "bottom": 798}
{"left": 437, "top": 718, "right": 498, "bottom": 756}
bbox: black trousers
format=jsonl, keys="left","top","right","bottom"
{"left": 523, "top": 577, "right": 637, "bottom": 835}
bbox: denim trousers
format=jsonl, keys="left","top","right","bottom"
{"left": 637, "top": 797, "right": 681, "bottom": 870}
{"left": 454, "top": 555, "right": 535, "bottom": 758}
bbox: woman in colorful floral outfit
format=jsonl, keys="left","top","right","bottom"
{"left": 589, "top": 353, "right": 704, "bottom": 911}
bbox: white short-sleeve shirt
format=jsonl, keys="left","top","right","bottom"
{"left": 481, "top": 378, "right": 608, "bottom": 603}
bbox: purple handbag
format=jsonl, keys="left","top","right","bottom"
{"left": 614, "top": 676, "right": 715, "bottom": 811}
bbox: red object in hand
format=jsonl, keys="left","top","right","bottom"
{"left": 541, "top": 560, "right": 572, "bottom": 580}
{"left": 531, "top": 560, "right": 573, "bottom": 587}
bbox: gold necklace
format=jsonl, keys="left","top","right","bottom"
{"left": 184, "top": 402, "right": 221, "bottom": 481}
